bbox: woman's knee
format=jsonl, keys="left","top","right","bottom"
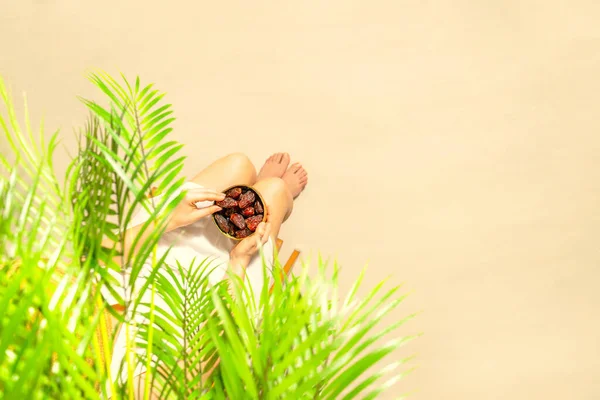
{"left": 224, "top": 152, "right": 254, "bottom": 170}
{"left": 256, "top": 177, "right": 291, "bottom": 201}
{"left": 224, "top": 153, "right": 256, "bottom": 180}
{"left": 255, "top": 177, "right": 293, "bottom": 222}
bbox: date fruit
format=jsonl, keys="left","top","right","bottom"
{"left": 230, "top": 213, "right": 246, "bottom": 229}
{"left": 215, "top": 214, "right": 231, "bottom": 233}
{"left": 226, "top": 187, "right": 242, "bottom": 199}
{"left": 246, "top": 215, "right": 263, "bottom": 232}
{"left": 216, "top": 197, "right": 238, "bottom": 208}
{"left": 254, "top": 200, "right": 264, "bottom": 214}
{"left": 238, "top": 191, "right": 256, "bottom": 209}
{"left": 214, "top": 186, "right": 266, "bottom": 239}
{"left": 242, "top": 207, "right": 255, "bottom": 217}
{"left": 235, "top": 228, "right": 252, "bottom": 238}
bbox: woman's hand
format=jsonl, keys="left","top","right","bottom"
{"left": 166, "top": 188, "right": 225, "bottom": 232}
{"left": 229, "top": 220, "right": 272, "bottom": 269}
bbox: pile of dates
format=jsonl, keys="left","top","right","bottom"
{"left": 213, "top": 186, "right": 265, "bottom": 239}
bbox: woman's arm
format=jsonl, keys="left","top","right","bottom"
{"left": 227, "top": 221, "right": 272, "bottom": 280}
{"left": 102, "top": 188, "right": 225, "bottom": 265}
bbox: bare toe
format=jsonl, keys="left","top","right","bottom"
{"left": 257, "top": 152, "right": 291, "bottom": 180}
{"left": 282, "top": 163, "right": 308, "bottom": 198}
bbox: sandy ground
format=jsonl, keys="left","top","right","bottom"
{"left": 2, "top": 1, "right": 600, "bottom": 398}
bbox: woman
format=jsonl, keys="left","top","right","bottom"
{"left": 107, "top": 152, "right": 308, "bottom": 397}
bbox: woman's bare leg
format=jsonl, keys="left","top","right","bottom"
{"left": 253, "top": 178, "right": 292, "bottom": 240}
{"left": 189, "top": 152, "right": 307, "bottom": 239}
{"left": 190, "top": 152, "right": 293, "bottom": 191}
{"left": 253, "top": 162, "right": 308, "bottom": 240}
{"left": 256, "top": 152, "right": 290, "bottom": 181}
{"left": 190, "top": 153, "right": 257, "bottom": 191}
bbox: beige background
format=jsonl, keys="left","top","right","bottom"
{"left": 2, "top": 1, "right": 600, "bottom": 398}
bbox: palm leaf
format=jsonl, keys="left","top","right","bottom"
{"left": 0, "top": 75, "right": 114, "bottom": 399}
{"left": 1, "top": 71, "right": 417, "bottom": 399}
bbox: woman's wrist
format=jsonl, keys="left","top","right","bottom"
{"left": 165, "top": 219, "right": 178, "bottom": 233}
{"left": 229, "top": 252, "right": 250, "bottom": 271}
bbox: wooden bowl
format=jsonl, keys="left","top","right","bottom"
{"left": 212, "top": 184, "right": 267, "bottom": 240}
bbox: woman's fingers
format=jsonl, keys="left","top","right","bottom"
{"left": 254, "top": 223, "right": 266, "bottom": 246}
{"left": 193, "top": 205, "right": 222, "bottom": 219}
{"left": 186, "top": 189, "right": 226, "bottom": 203}
{"left": 230, "top": 222, "right": 272, "bottom": 265}
{"left": 253, "top": 222, "right": 271, "bottom": 247}
{"left": 241, "top": 223, "right": 264, "bottom": 253}
{"left": 261, "top": 222, "right": 271, "bottom": 244}
{"left": 187, "top": 188, "right": 223, "bottom": 196}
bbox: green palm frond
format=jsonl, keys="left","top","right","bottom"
{"left": 1, "top": 71, "right": 416, "bottom": 399}
{"left": 74, "top": 72, "right": 190, "bottom": 397}
{"left": 0, "top": 77, "right": 107, "bottom": 399}
{"left": 132, "top": 252, "right": 416, "bottom": 399}
{"left": 126, "top": 259, "right": 224, "bottom": 399}
{"left": 0, "top": 76, "right": 67, "bottom": 257}
{"left": 81, "top": 72, "right": 179, "bottom": 192}
{"left": 0, "top": 72, "right": 190, "bottom": 399}
{"left": 76, "top": 73, "right": 186, "bottom": 307}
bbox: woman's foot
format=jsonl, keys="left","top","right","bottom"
{"left": 282, "top": 163, "right": 308, "bottom": 198}
{"left": 257, "top": 153, "right": 290, "bottom": 181}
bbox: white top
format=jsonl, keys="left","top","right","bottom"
{"left": 104, "top": 181, "right": 274, "bottom": 303}
{"left": 106, "top": 181, "right": 273, "bottom": 385}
